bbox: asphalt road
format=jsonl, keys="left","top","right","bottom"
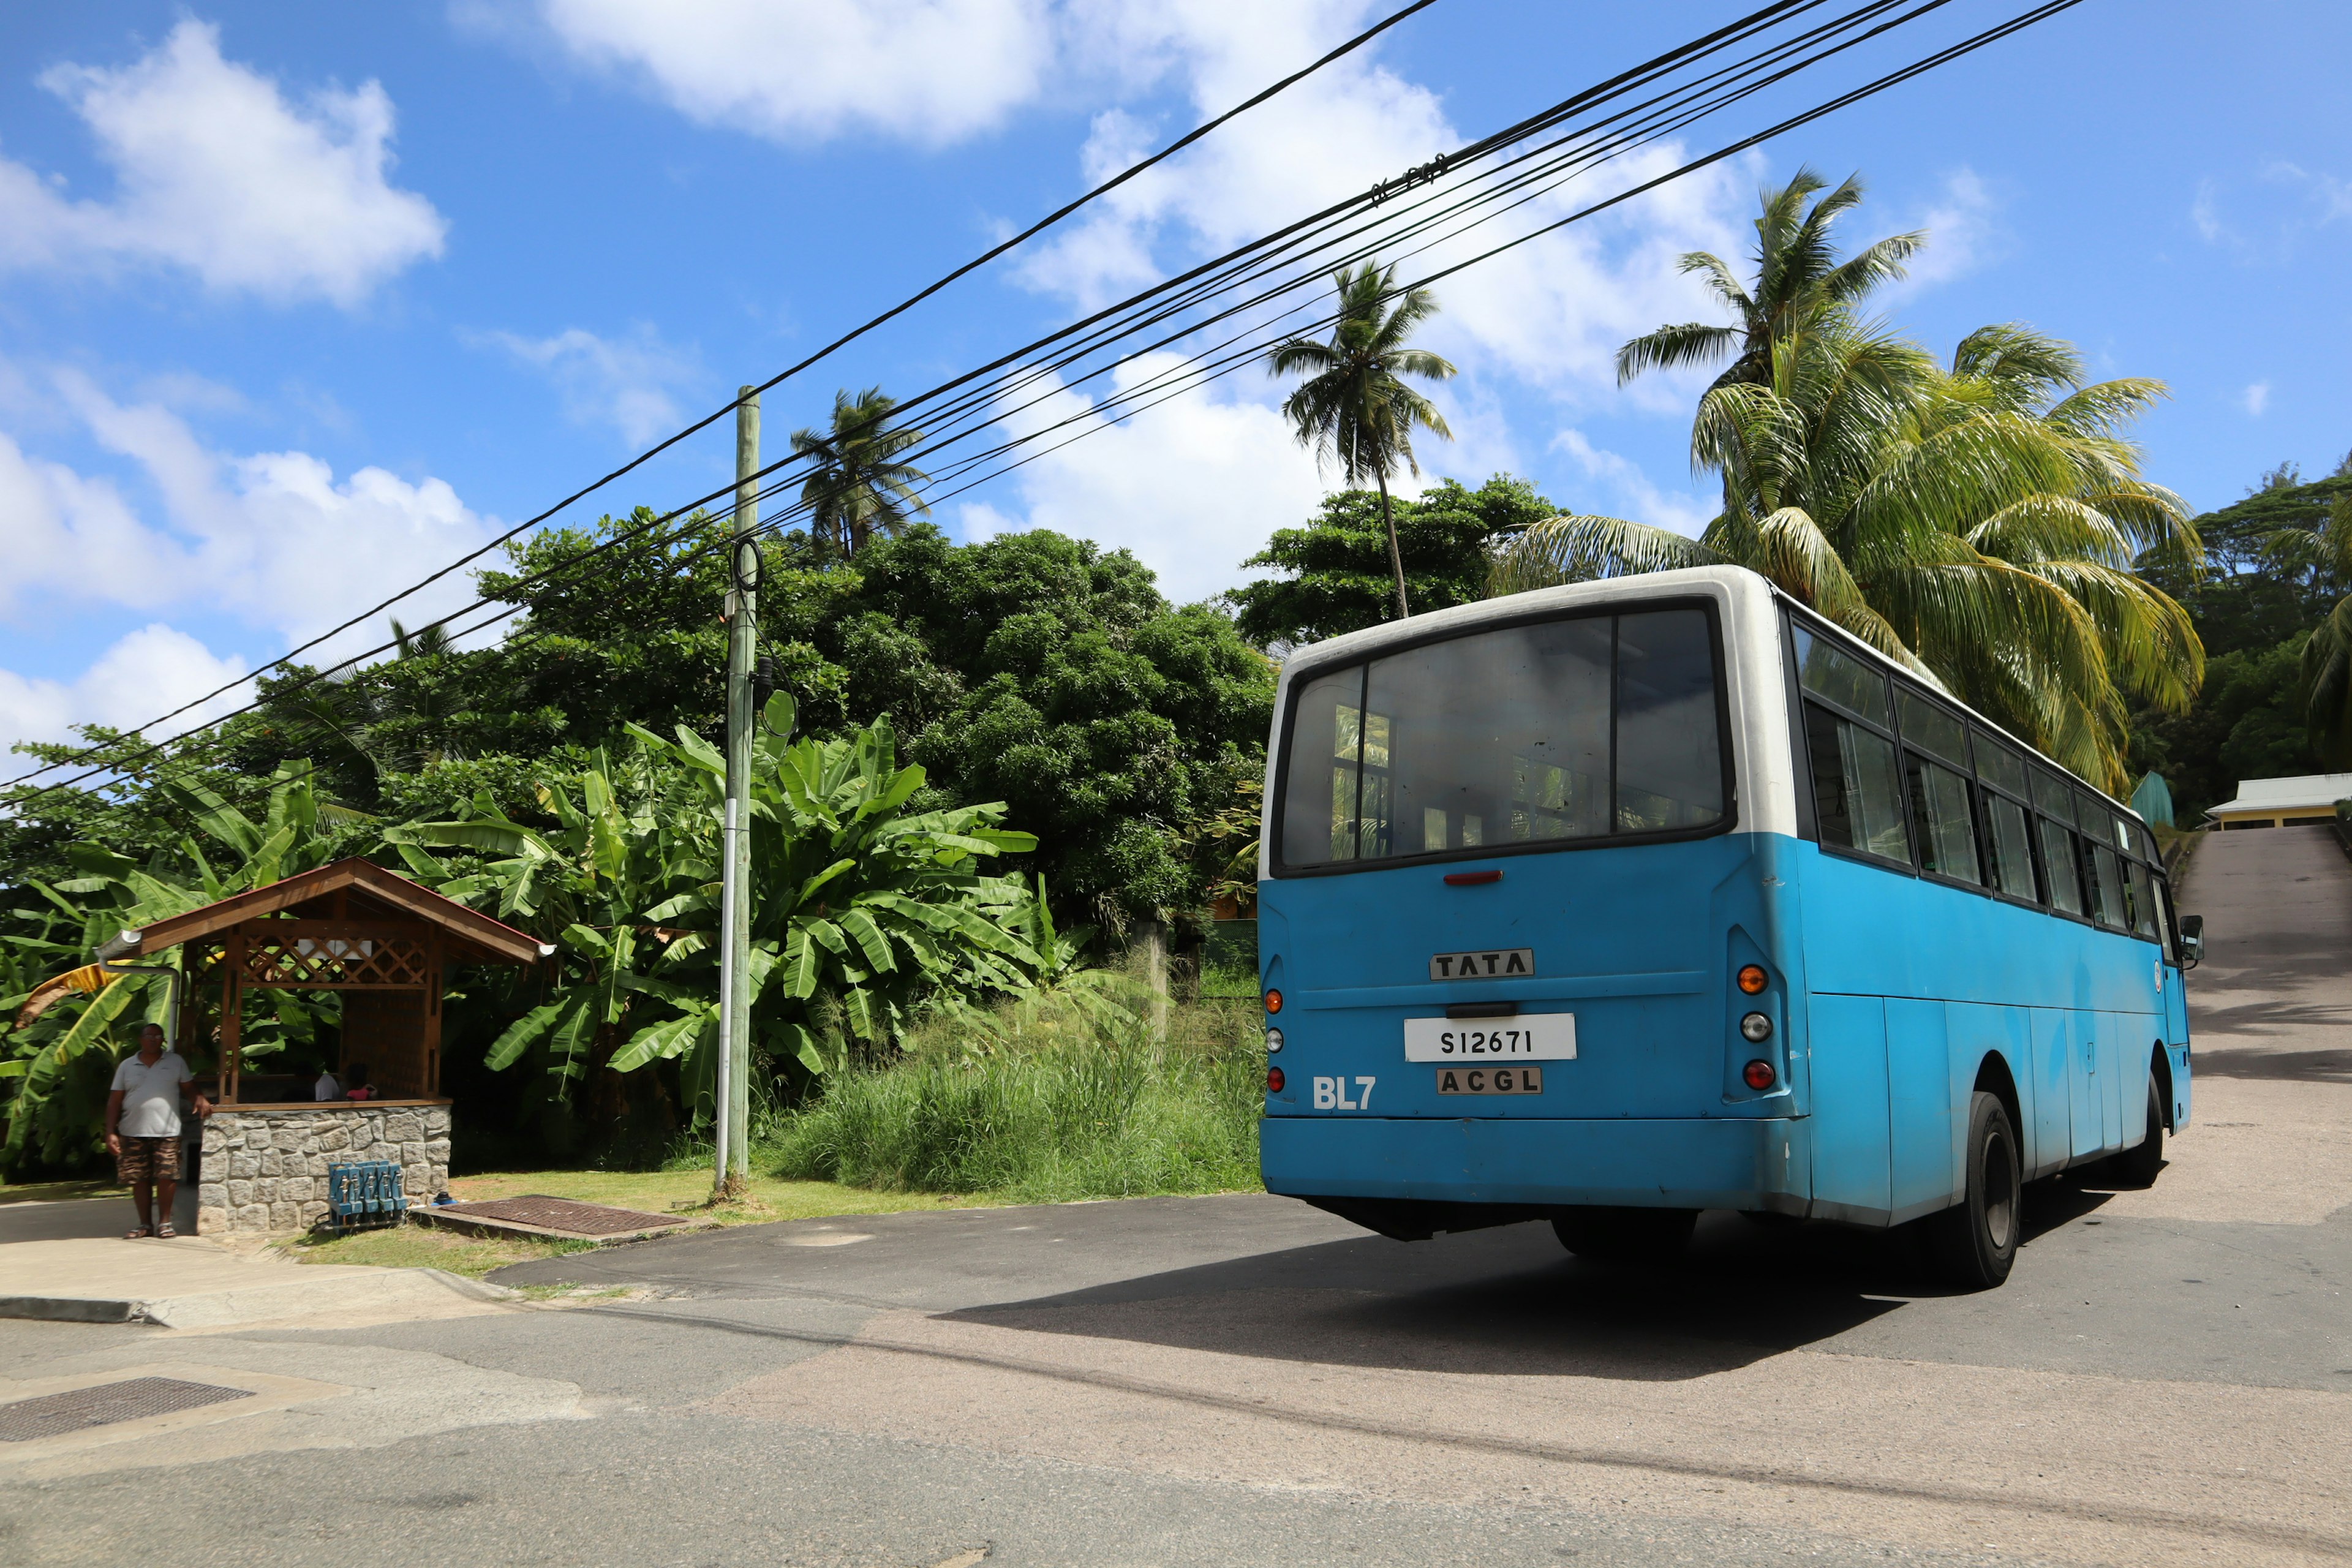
{"left": 4, "top": 827, "right": 2348, "bottom": 1567}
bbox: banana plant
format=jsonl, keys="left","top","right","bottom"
{"left": 1, "top": 761, "right": 364, "bottom": 1165}
{"left": 390, "top": 695, "right": 1042, "bottom": 1121}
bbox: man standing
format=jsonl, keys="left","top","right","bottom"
{"left": 105, "top": 1023, "right": 209, "bottom": 1239}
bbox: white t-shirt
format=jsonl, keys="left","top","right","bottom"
{"left": 111, "top": 1051, "right": 191, "bottom": 1138}
{"left": 314, "top": 1071, "right": 341, "bottom": 1101}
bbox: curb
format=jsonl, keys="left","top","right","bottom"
{"left": 414, "top": 1209, "right": 701, "bottom": 1245}
{"left": 0, "top": 1267, "right": 519, "bottom": 1329}
{"left": 0, "top": 1295, "right": 141, "bottom": 1324}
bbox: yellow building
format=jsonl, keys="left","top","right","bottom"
{"left": 2203, "top": 773, "right": 2352, "bottom": 829}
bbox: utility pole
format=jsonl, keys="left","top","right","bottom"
{"left": 715, "top": 385, "right": 759, "bottom": 1199}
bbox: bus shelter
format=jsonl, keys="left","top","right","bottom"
{"left": 92, "top": 858, "right": 548, "bottom": 1235}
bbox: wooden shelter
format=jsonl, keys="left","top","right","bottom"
{"left": 101, "top": 858, "right": 548, "bottom": 1107}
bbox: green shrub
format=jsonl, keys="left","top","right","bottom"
{"left": 761, "top": 993, "right": 1263, "bottom": 1202}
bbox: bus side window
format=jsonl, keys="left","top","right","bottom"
{"left": 2028, "top": 767, "right": 2084, "bottom": 917}
{"left": 2079, "top": 790, "right": 2130, "bottom": 929}
{"left": 2084, "top": 840, "right": 2128, "bottom": 930}
{"left": 1970, "top": 731, "right": 2038, "bottom": 902}
{"left": 2125, "top": 860, "right": 2160, "bottom": 941}
{"left": 1896, "top": 687, "right": 1980, "bottom": 884}
{"left": 1791, "top": 623, "right": 1910, "bottom": 867}
{"left": 1981, "top": 791, "right": 2038, "bottom": 901}
{"left": 1903, "top": 750, "right": 1982, "bottom": 884}
{"left": 2038, "top": 818, "right": 2085, "bottom": 916}
{"left": 1801, "top": 703, "right": 1910, "bottom": 865}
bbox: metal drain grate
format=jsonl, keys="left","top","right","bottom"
{"left": 439, "top": 1194, "right": 685, "bottom": 1235}
{"left": 0, "top": 1377, "right": 255, "bottom": 1442}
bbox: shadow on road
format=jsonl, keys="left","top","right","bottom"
{"left": 939, "top": 1188, "right": 2102, "bottom": 1382}
{"left": 2190, "top": 1045, "right": 2352, "bottom": 1082}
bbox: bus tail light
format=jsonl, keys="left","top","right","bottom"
{"left": 1743, "top": 1060, "right": 1777, "bottom": 1091}
{"left": 1264, "top": 989, "right": 1283, "bottom": 1014}
{"left": 1739, "top": 1011, "right": 1773, "bottom": 1042}
{"left": 1264, "top": 1027, "right": 1284, "bottom": 1053}
{"left": 1266, "top": 1066, "right": 1286, "bottom": 1093}
{"left": 1737, "top": 964, "right": 1768, "bottom": 995}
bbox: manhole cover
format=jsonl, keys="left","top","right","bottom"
{"left": 0, "top": 1377, "right": 254, "bottom": 1442}
{"left": 439, "top": 1196, "right": 685, "bottom": 1236}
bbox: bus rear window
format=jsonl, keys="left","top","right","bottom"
{"left": 1276, "top": 608, "right": 1725, "bottom": 870}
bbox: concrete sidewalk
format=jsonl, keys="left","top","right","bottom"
{"left": 0, "top": 1200, "right": 521, "bottom": 1329}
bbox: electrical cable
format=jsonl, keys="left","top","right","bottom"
{"left": 0, "top": 0, "right": 1836, "bottom": 799}
{"left": 0, "top": 0, "right": 1446, "bottom": 794}
{"left": 9, "top": 0, "right": 1858, "bottom": 795}
{"left": 7, "top": 0, "right": 2082, "bottom": 809}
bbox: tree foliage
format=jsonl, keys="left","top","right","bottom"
{"left": 389, "top": 696, "right": 1040, "bottom": 1123}
{"left": 1499, "top": 178, "right": 2203, "bottom": 791}
{"left": 1226, "top": 477, "right": 1557, "bottom": 647}
{"left": 1616, "top": 167, "right": 1923, "bottom": 392}
{"left": 789, "top": 387, "right": 932, "bottom": 557}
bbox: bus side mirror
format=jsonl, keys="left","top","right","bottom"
{"left": 2177, "top": 913, "right": 2204, "bottom": 969}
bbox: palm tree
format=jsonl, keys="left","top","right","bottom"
{"left": 1616, "top": 168, "right": 1922, "bottom": 393}
{"left": 790, "top": 388, "right": 931, "bottom": 557}
{"left": 1267, "top": 262, "right": 1457, "bottom": 620}
{"left": 390, "top": 617, "right": 453, "bottom": 660}
{"left": 1494, "top": 312, "right": 2203, "bottom": 790}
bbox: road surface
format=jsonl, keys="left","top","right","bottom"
{"left": 4, "top": 827, "right": 2347, "bottom": 1566}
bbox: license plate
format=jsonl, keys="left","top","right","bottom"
{"left": 1403, "top": 1015, "right": 1576, "bottom": 1062}
{"left": 1437, "top": 1065, "right": 1543, "bottom": 1095}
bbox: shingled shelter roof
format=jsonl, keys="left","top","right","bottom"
{"left": 102, "top": 857, "right": 549, "bottom": 967}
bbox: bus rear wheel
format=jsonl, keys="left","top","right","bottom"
{"left": 2108, "top": 1075, "right": 2166, "bottom": 1189}
{"left": 1924, "top": 1090, "right": 2021, "bottom": 1289}
{"left": 1552, "top": 1207, "right": 1697, "bottom": 1264}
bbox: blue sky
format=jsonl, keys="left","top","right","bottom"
{"left": 1, "top": 1, "right": 2346, "bottom": 763}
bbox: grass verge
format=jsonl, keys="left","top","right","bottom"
{"left": 444, "top": 1169, "right": 979, "bottom": 1225}
{"left": 764, "top": 995, "right": 1264, "bottom": 1204}
{"left": 283, "top": 1224, "right": 588, "bottom": 1278}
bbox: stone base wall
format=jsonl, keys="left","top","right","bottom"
{"left": 197, "top": 1104, "right": 451, "bottom": 1235}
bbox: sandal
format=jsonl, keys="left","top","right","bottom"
{"left": 155, "top": 1222, "right": 176, "bottom": 1238}
{"left": 124, "top": 1226, "right": 153, "bottom": 1239}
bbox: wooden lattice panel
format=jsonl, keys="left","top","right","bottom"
{"left": 237, "top": 924, "right": 431, "bottom": 989}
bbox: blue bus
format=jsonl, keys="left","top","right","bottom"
{"left": 1254, "top": 565, "right": 2195, "bottom": 1288}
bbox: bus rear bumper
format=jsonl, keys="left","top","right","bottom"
{"left": 1261, "top": 1112, "right": 1810, "bottom": 1217}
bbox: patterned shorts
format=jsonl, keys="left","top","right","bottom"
{"left": 115, "top": 1135, "right": 181, "bottom": 1185}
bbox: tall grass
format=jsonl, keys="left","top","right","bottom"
{"left": 761, "top": 986, "right": 1264, "bottom": 1204}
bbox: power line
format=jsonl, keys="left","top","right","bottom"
{"left": 6, "top": 0, "right": 2084, "bottom": 811}
{"left": 0, "top": 0, "right": 1446, "bottom": 794}
{"left": 1, "top": 0, "right": 1830, "bottom": 800}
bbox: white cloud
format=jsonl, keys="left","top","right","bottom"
{"left": 1011, "top": 7, "right": 1751, "bottom": 417}
{"left": 526, "top": 0, "right": 1055, "bottom": 146}
{"left": 0, "top": 625, "right": 253, "bottom": 763}
{"left": 0, "top": 20, "right": 444, "bottom": 306}
{"left": 2242, "top": 382, "right": 2271, "bottom": 417}
{"left": 0, "top": 370, "right": 499, "bottom": 670}
{"left": 1885, "top": 168, "right": 2002, "bottom": 297}
{"left": 1549, "top": 429, "right": 1715, "bottom": 538}
{"left": 2190, "top": 179, "right": 2230, "bottom": 244}
{"left": 2263, "top": 160, "right": 2352, "bottom": 225}
{"left": 956, "top": 353, "right": 1325, "bottom": 604}
{"left": 480, "top": 323, "right": 701, "bottom": 445}
{"left": 1018, "top": 5, "right": 1458, "bottom": 309}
